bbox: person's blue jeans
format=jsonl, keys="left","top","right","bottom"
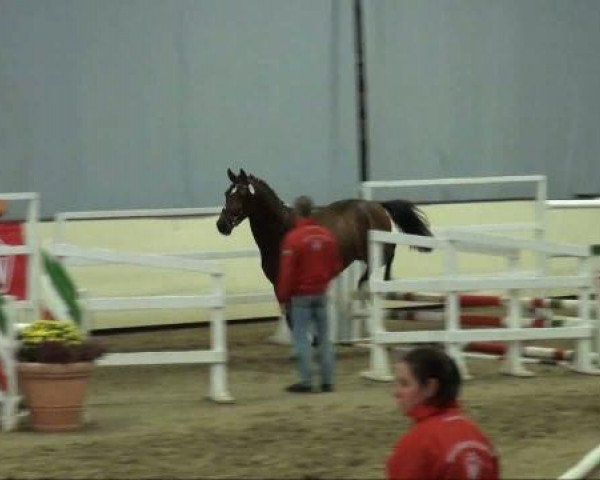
{"left": 290, "top": 294, "right": 335, "bottom": 387}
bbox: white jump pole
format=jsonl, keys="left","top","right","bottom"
{"left": 559, "top": 443, "right": 600, "bottom": 479}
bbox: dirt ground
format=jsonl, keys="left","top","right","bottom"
{"left": 1, "top": 318, "right": 599, "bottom": 479}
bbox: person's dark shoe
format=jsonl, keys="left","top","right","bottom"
{"left": 321, "top": 384, "right": 334, "bottom": 393}
{"left": 285, "top": 383, "right": 313, "bottom": 393}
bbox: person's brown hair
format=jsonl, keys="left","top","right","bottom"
{"left": 398, "top": 346, "right": 461, "bottom": 407}
{"left": 293, "top": 195, "right": 314, "bottom": 218}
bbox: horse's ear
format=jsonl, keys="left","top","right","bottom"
{"left": 227, "top": 168, "right": 236, "bottom": 183}
{"left": 239, "top": 169, "right": 249, "bottom": 184}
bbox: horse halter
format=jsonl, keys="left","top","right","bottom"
{"left": 217, "top": 181, "right": 256, "bottom": 234}
{"left": 219, "top": 206, "right": 244, "bottom": 230}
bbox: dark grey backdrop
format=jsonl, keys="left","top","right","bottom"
{"left": 1, "top": 0, "right": 599, "bottom": 216}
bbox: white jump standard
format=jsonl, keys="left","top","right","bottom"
{"left": 361, "top": 229, "right": 600, "bottom": 381}
{"left": 50, "top": 242, "right": 234, "bottom": 403}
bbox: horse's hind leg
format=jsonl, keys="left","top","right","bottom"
{"left": 354, "top": 264, "right": 371, "bottom": 314}
{"left": 384, "top": 245, "right": 396, "bottom": 281}
{"left": 357, "top": 265, "right": 369, "bottom": 292}
{"left": 382, "top": 245, "right": 398, "bottom": 302}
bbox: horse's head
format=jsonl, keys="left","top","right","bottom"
{"left": 216, "top": 168, "right": 257, "bottom": 235}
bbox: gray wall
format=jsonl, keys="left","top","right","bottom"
{"left": 1, "top": 1, "right": 599, "bottom": 216}
{"left": 364, "top": 0, "right": 600, "bottom": 202}
{"left": 0, "top": 0, "right": 358, "bottom": 216}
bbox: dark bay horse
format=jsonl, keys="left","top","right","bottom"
{"left": 216, "top": 168, "right": 432, "bottom": 295}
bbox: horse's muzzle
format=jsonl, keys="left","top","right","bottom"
{"left": 216, "top": 216, "right": 232, "bottom": 235}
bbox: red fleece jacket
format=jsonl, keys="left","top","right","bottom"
{"left": 387, "top": 402, "right": 499, "bottom": 480}
{"left": 276, "top": 218, "right": 342, "bottom": 304}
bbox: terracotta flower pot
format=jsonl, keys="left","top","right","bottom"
{"left": 17, "top": 362, "right": 94, "bottom": 432}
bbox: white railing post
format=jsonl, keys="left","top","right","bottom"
{"left": 595, "top": 252, "right": 600, "bottom": 369}
{"left": 361, "top": 232, "right": 393, "bottom": 381}
{"left": 26, "top": 194, "right": 41, "bottom": 320}
{"left": 534, "top": 177, "right": 549, "bottom": 310}
{"left": 588, "top": 245, "right": 600, "bottom": 370}
{"left": 534, "top": 176, "right": 548, "bottom": 266}
{"left": 444, "top": 241, "right": 470, "bottom": 379}
{"left": 501, "top": 253, "right": 533, "bottom": 376}
{"left": 333, "top": 265, "right": 351, "bottom": 344}
{"left": 361, "top": 183, "right": 372, "bottom": 201}
{"left": 572, "top": 257, "right": 596, "bottom": 374}
{"left": 208, "top": 270, "right": 233, "bottom": 403}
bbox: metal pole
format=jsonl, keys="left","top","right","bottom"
{"left": 353, "top": 0, "right": 369, "bottom": 183}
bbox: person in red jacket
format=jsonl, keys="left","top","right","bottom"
{"left": 277, "top": 195, "right": 342, "bottom": 393}
{"left": 387, "top": 346, "right": 500, "bottom": 480}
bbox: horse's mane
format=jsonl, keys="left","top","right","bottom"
{"left": 249, "top": 175, "right": 290, "bottom": 212}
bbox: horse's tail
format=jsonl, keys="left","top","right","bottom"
{"left": 380, "top": 200, "right": 433, "bottom": 252}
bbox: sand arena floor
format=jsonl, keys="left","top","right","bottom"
{"left": 1, "top": 319, "right": 599, "bottom": 479}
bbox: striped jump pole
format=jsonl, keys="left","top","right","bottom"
{"left": 464, "top": 342, "right": 600, "bottom": 363}
{"left": 395, "top": 310, "right": 547, "bottom": 328}
{"left": 395, "top": 292, "right": 503, "bottom": 307}
{"left": 395, "top": 292, "right": 597, "bottom": 313}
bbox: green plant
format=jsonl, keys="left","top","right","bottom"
{"left": 17, "top": 319, "right": 105, "bottom": 364}
{"left": 42, "top": 252, "right": 82, "bottom": 325}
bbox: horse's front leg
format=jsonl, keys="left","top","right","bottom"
{"left": 357, "top": 266, "right": 369, "bottom": 290}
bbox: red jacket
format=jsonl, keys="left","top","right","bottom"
{"left": 276, "top": 218, "right": 342, "bottom": 304}
{"left": 387, "top": 403, "right": 499, "bottom": 480}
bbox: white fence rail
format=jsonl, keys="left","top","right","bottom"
{"left": 55, "top": 243, "right": 233, "bottom": 401}
{"left": 50, "top": 207, "right": 280, "bottom": 322}
{"left": 363, "top": 228, "right": 599, "bottom": 381}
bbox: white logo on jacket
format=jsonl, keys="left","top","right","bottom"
{"left": 311, "top": 240, "right": 323, "bottom": 251}
{"left": 465, "top": 451, "right": 482, "bottom": 480}
{"left": 446, "top": 440, "right": 493, "bottom": 480}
